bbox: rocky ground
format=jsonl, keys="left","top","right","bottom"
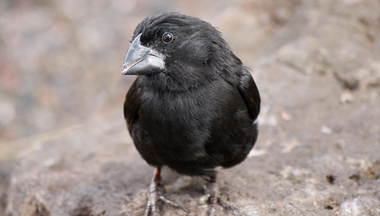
{"left": 1, "top": 0, "right": 380, "bottom": 215}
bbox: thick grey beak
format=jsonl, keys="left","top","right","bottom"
{"left": 121, "top": 34, "right": 165, "bottom": 75}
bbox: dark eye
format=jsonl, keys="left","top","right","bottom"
{"left": 162, "top": 32, "right": 173, "bottom": 43}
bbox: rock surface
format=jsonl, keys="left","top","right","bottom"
{"left": 1, "top": 0, "right": 380, "bottom": 215}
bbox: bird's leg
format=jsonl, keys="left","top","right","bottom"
{"left": 144, "top": 167, "right": 190, "bottom": 216}
{"left": 206, "top": 175, "right": 218, "bottom": 216}
{"left": 204, "top": 175, "right": 237, "bottom": 216}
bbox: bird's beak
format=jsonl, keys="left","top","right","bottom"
{"left": 121, "top": 33, "right": 165, "bottom": 75}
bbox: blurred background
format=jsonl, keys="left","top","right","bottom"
{"left": 0, "top": 0, "right": 297, "bottom": 142}
{"left": 1, "top": 0, "right": 380, "bottom": 215}
{"left": 0, "top": 0, "right": 305, "bottom": 161}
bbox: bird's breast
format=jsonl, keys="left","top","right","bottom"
{"left": 135, "top": 88, "right": 217, "bottom": 163}
{"left": 139, "top": 89, "right": 211, "bottom": 138}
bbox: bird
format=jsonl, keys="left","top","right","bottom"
{"left": 121, "top": 12, "right": 260, "bottom": 216}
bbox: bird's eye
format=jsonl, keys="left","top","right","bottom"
{"left": 162, "top": 32, "right": 173, "bottom": 43}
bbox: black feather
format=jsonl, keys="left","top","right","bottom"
{"left": 124, "top": 12, "right": 260, "bottom": 176}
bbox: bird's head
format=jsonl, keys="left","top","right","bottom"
{"left": 121, "top": 12, "right": 240, "bottom": 91}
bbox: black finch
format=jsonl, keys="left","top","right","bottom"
{"left": 121, "top": 12, "right": 260, "bottom": 216}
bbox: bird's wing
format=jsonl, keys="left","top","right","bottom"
{"left": 124, "top": 80, "right": 141, "bottom": 132}
{"left": 237, "top": 67, "right": 261, "bottom": 120}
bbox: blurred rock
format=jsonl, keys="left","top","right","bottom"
{"left": 0, "top": 162, "right": 13, "bottom": 215}
{"left": 248, "top": 148, "right": 268, "bottom": 157}
{"left": 340, "top": 91, "right": 354, "bottom": 104}
{"left": 321, "top": 126, "right": 333, "bottom": 134}
{"left": 326, "top": 175, "right": 335, "bottom": 184}
{"left": 280, "top": 111, "right": 292, "bottom": 121}
{"left": 4, "top": 112, "right": 148, "bottom": 216}
{"left": 281, "top": 139, "right": 300, "bottom": 153}
{"left": 339, "top": 196, "right": 380, "bottom": 216}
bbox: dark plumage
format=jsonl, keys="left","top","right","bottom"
{"left": 122, "top": 12, "right": 260, "bottom": 216}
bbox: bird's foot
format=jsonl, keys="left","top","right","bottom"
{"left": 199, "top": 176, "right": 237, "bottom": 216}
{"left": 144, "top": 181, "right": 189, "bottom": 216}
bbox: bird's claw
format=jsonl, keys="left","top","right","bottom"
{"left": 205, "top": 197, "right": 237, "bottom": 216}
{"left": 144, "top": 182, "right": 189, "bottom": 216}
{"left": 216, "top": 198, "right": 238, "bottom": 215}
{"left": 203, "top": 180, "right": 238, "bottom": 216}
{"left": 158, "top": 195, "right": 190, "bottom": 213}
